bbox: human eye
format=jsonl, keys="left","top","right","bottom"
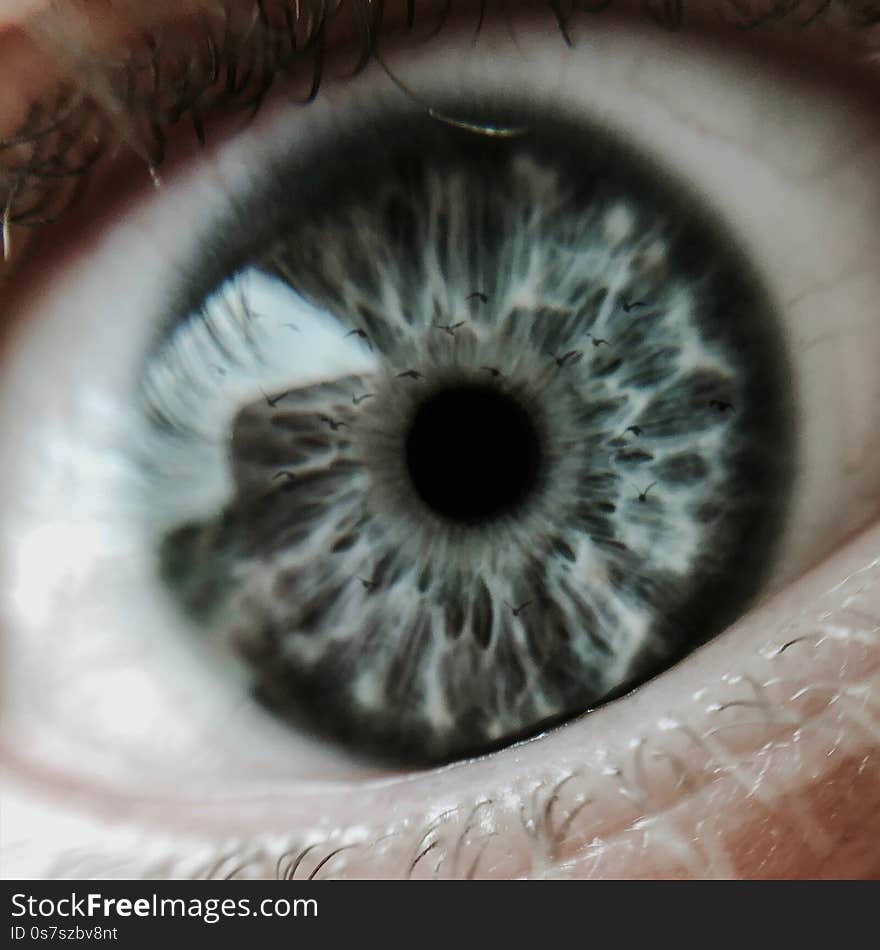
{"left": 1, "top": 0, "right": 878, "bottom": 880}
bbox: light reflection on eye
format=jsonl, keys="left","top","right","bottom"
{"left": 0, "top": 0, "right": 879, "bottom": 879}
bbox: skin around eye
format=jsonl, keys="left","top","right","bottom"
{"left": 0, "top": 2, "right": 879, "bottom": 878}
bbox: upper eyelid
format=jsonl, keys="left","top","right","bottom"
{"left": 1, "top": 0, "right": 879, "bottom": 269}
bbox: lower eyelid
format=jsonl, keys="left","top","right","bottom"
{"left": 2, "top": 519, "right": 878, "bottom": 879}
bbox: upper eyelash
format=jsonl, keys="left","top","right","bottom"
{"left": 0, "top": 0, "right": 334, "bottom": 262}
{"left": 0, "top": 0, "right": 878, "bottom": 267}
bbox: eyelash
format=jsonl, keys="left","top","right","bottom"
{"left": 0, "top": 0, "right": 343, "bottom": 261}
{"left": 2, "top": 0, "right": 878, "bottom": 268}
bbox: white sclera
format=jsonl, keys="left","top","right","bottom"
{"left": 0, "top": 12, "right": 878, "bottom": 799}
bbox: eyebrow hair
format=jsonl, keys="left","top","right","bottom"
{"left": 1, "top": 0, "right": 879, "bottom": 267}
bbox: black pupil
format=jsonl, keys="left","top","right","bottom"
{"left": 405, "top": 385, "right": 543, "bottom": 523}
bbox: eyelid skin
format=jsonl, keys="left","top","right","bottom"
{"left": 2, "top": 0, "right": 880, "bottom": 274}
{"left": 0, "top": 0, "right": 879, "bottom": 879}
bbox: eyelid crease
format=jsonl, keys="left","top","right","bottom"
{"left": 1, "top": 0, "right": 880, "bottom": 272}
